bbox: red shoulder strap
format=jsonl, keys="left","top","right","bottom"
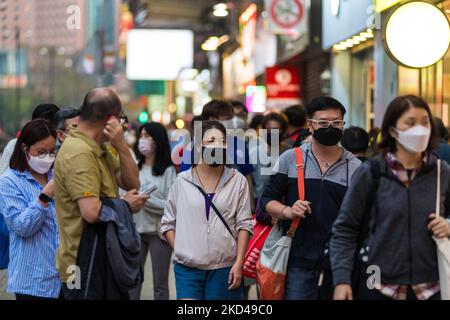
{"left": 287, "top": 147, "right": 305, "bottom": 238}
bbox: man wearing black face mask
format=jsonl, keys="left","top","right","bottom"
{"left": 260, "top": 96, "right": 361, "bottom": 300}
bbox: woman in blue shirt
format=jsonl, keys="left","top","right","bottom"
{"left": 0, "top": 119, "right": 60, "bottom": 300}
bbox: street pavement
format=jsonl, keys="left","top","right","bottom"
{"left": 0, "top": 255, "right": 257, "bottom": 300}
{"left": 140, "top": 254, "right": 258, "bottom": 300}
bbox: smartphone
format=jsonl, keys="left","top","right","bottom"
{"left": 142, "top": 185, "right": 158, "bottom": 195}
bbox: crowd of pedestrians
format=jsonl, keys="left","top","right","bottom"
{"left": 0, "top": 89, "right": 449, "bottom": 301}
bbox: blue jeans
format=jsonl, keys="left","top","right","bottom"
{"left": 285, "top": 266, "right": 319, "bottom": 300}
{"left": 174, "top": 263, "right": 245, "bottom": 300}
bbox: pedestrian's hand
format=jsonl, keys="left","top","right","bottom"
{"left": 42, "top": 179, "right": 55, "bottom": 198}
{"left": 428, "top": 213, "right": 450, "bottom": 238}
{"left": 123, "top": 189, "right": 150, "bottom": 213}
{"left": 104, "top": 118, "right": 127, "bottom": 152}
{"left": 283, "top": 200, "right": 312, "bottom": 219}
{"left": 228, "top": 262, "right": 243, "bottom": 290}
{"left": 333, "top": 284, "right": 353, "bottom": 300}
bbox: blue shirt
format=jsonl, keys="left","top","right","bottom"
{"left": 0, "top": 169, "right": 60, "bottom": 298}
{"left": 180, "top": 136, "right": 255, "bottom": 176}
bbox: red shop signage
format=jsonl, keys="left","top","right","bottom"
{"left": 266, "top": 66, "right": 301, "bottom": 99}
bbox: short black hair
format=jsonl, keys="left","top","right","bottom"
{"left": 249, "top": 114, "right": 264, "bottom": 131}
{"left": 230, "top": 100, "right": 248, "bottom": 115}
{"left": 261, "top": 112, "right": 288, "bottom": 137}
{"left": 80, "top": 88, "right": 122, "bottom": 122}
{"left": 283, "top": 104, "right": 307, "bottom": 127}
{"left": 379, "top": 95, "right": 438, "bottom": 153}
{"left": 434, "top": 117, "right": 448, "bottom": 140}
{"left": 31, "top": 104, "right": 60, "bottom": 122}
{"left": 10, "top": 119, "right": 56, "bottom": 172}
{"left": 306, "top": 97, "right": 346, "bottom": 118}
{"left": 54, "top": 108, "right": 80, "bottom": 130}
{"left": 341, "top": 126, "right": 370, "bottom": 154}
{"left": 137, "top": 122, "right": 174, "bottom": 176}
{"left": 201, "top": 100, "right": 233, "bottom": 121}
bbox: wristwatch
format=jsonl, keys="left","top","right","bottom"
{"left": 39, "top": 193, "right": 52, "bottom": 204}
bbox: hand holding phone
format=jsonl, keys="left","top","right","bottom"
{"left": 142, "top": 185, "right": 158, "bottom": 195}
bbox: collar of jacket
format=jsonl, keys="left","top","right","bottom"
{"left": 301, "top": 142, "right": 358, "bottom": 165}
{"left": 179, "top": 166, "right": 238, "bottom": 192}
{"left": 372, "top": 152, "right": 439, "bottom": 182}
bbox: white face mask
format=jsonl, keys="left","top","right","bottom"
{"left": 393, "top": 125, "right": 431, "bottom": 153}
{"left": 232, "top": 116, "right": 246, "bottom": 130}
{"left": 125, "top": 131, "right": 137, "bottom": 147}
{"left": 219, "top": 119, "right": 234, "bottom": 130}
{"left": 138, "top": 138, "right": 154, "bottom": 156}
{"left": 28, "top": 154, "right": 55, "bottom": 174}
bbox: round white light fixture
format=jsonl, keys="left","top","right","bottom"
{"left": 384, "top": 1, "right": 450, "bottom": 68}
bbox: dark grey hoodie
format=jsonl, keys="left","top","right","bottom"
{"left": 331, "top": 154, "right": 450, "bottom": 286}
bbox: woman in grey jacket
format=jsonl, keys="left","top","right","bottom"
{"left": 133, "top": 122, "right": 177, "bottom": 300}
{"left": 331, "top": 95, "right": 450, "bottom": 300}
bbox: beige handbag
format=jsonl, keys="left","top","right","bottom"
{"left": 433, "top": 159, "right": 450, "bottom": 300}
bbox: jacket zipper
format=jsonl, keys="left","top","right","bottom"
{"left": 310, "top": 152, "right": 346, "bottom": 181}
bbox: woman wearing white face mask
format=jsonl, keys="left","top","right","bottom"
{"left": 132, "top": 122, "right": 177, "bottom": 300}
{"left": 0, "top": 119, "right": 61, "bottom": 300}
{"left": 332, "top": 95, "right": 450, "bottom": 301}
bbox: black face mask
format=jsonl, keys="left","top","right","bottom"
{"left": 313, "top": 127, "right": 343, "bottom": 146}
{"left": 201, "top": 146, "right": 227, "bottom": 167}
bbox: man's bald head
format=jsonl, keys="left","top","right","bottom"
{"left": 80, "top": 88, "right": 122, "bottom": 123}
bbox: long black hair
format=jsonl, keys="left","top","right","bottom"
{"left": 137, "top": 122, "right": 174, "bottom": 176}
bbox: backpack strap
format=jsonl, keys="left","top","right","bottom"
{"left": 287, "top": 147, "right": 305, "bottom": 238}
{"left": 357, "top": 157, "right": 382, "bottom": 250}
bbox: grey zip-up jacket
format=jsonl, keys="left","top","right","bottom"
{"left": 260, "top": 143, "right": 361, "bottom": 268}
{"left": 161, "top": 167, "right": 253, "bottom": 270}
{"left": 331, "top": 154, "right": 450, "bottom": 286}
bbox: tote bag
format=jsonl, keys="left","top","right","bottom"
{"left": 255, "top": 147, "right": 304, "bottom": 300}
{"left": 433, "top": 159, "right": 450, "bottom": 300}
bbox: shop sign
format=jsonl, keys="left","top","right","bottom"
{"left": 266, "top": 66, "right": 301, "bottom": 109}
{"left": 265, "top": 0, "right": 308, "bottom": 36}
{"left": 266, "top": 66, "right": 301, "bottom": 99}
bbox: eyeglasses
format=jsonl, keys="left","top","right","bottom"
{"left": 31, "top": 150, "right": 57, "bottom": 159}
{"left": 107, "top": 112, "right": 128, "bottom": 124}
{"left": 309, "top": 119, "right": 345, "bottom": 129}
{"left": 119, "top": 114, "right": 128, "bottom": 124}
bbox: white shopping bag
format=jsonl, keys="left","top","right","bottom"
{"left": 433, "top": 159, "right": 450, "bottom": 300}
